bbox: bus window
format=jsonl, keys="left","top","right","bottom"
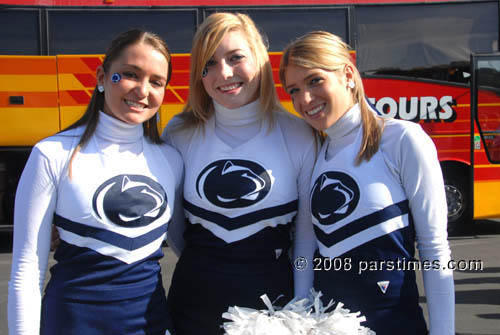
{"left": 47, "top": 9, "right": 196, "bottom": 54}
{"left": 475, "top": 57, "right": 500, "bottom": 163}
{"left": 204, "top": 8, "right": 348, "bottom": 51}
{"left": 0, "top": 9, "right": 40, "bottom": 55}
{"left": 356, "top": 2, "right": 498, "bottom": 83}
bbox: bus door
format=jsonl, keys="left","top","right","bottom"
{"left": 471, "top": 53, "right": 500, "bottom": 220}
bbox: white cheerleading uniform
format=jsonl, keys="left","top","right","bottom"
{"left": 183, "top": 115, "right": 299, "bottom": 246}
{"left": 8, "top": 112, "right": 183, "bottom": 335}
{"left": 311, "top": 104, "right": 454, "bottom": 335}
{"left": 163, "top": 100, "right": 316, "bottom": 335}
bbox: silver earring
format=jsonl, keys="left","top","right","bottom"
{"left": 348, "top": 81, "right": 355, "bottom": 89}
{"left": 97, "top": 85, "right": 104, "bottom": 93}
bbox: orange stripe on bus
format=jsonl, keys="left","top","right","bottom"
{"left": 431, "top": 134, "right": 470, "bottom": 138}
{"left": 57, "top": 57, "right": 102, "bottom": 73}
{"left": 81, "top": 57, "right": 103, "bottom": 72}
{"left": 0, "top": 92, "right": 58, "bottom": 108}
{"left": 0, "top": 56, "right": 56, "bottom": 74}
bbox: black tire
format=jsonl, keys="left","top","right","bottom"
{"left": 443, "top": 169, "right": 471, "bottom": 234}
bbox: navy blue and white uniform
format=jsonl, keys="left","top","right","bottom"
{"left": 311, "top": 104, "right": 454, "bottom": 335}
{"left": 163, "top": 100, "right": 316, "bottom": 335}
{"left": 8, "top": 112, "right": 183, "bottom": 335}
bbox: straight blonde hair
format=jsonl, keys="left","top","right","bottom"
{"left": 280, "top": 31, "right": 383, "bottom": 164}
{"left": 179, "top": 12, "right": 285, "bottom": 128}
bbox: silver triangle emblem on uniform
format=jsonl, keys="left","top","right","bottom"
{"left": 275, "top": 249, "right": 283, "bottom": 259}
{"left": 377, "top": 280, "right": 390, "bottom": 294}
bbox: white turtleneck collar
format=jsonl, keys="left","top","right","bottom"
{"left": 324, "top": 104, "right": 361, "bottom": 160}
{"left": 96, "top": 111, "right": 144, "bottom": 144}
{"left": 324, "top": 103, "right": 361, "bottom": 142}
{"left": 213, "top": 99, "right": 261, "bottom": 127}
{"left": 212, "top": 99, "right": 262, "bottom": 148}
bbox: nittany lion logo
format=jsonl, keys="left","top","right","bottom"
{"left": 196, "top": 159, "right": 272, "bottom": 208}
{"left": 92, "top": 174, "right": 167, "bottom": 227}
{"left": 310, "top": 171, "right": 359, "bottom": 225}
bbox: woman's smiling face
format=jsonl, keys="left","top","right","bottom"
{"left": 201, "top": 30, "right": 260, "bottom": 109}
{"left": 97, "top": 41, "right": 169, "bottom": 125}
{"left": 284, "top": 64, "right": 354, "bottom": 131}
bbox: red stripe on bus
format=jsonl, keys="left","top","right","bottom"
{"left": 74, "top": 73, "right": 97, "bottom": 88}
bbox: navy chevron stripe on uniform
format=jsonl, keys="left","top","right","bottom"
{"left": 314, "top": 200, "right": 409, "bottom": 247}
{"left": 54, "top": 214, "right": 168, "bottom": 251}
{"left": 183, "top": 199, "right": 298, "bottom": 230}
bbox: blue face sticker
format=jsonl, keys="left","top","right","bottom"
{"left": 201, "top": 67, "right": 208, "bottom": 78}
{"left": 111, "top": 73, "right": 121, "bottom": 83}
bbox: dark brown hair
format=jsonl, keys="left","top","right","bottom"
{"left": 65, "top": 29, "right": 172, "bottom": 177}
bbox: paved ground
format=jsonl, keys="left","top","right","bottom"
{"left": 0, "top": 219, "right": 499, "bottom": 334}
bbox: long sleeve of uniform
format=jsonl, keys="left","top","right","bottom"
{"left": 167, "top": 174, "right": 185, "bottom": 256}
{"left": 161, "top": 142, "right": 185, "bottom": 257}
{"left": 162, "top": 118, "right": 190, "bottom": 256}
{"left": 8, "top": 145, "right": 61, "bottom": 335}
{"left": 280, "top": 114, "right": 317, "bottom": 299}
{"left": 382, "top": 121, "right": 455, "bottom": 335}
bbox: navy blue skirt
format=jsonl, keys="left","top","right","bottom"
{"left": 314, "top": 255, "right": 428, "bottom": 335}
{"left": 167, "top": 246, "right": 293, "bottom": 335}
{"left": 41, "top": 283, "right": 173, "bottom": 335}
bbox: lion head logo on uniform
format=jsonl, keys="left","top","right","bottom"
{"left": 196, "top": 159, "right": 272, "bottom": 208}
{"left": 310, "top": 171, "right": 359, "bottom": 225}
{"left": 92, "top": 174, "right": 167, "bottom": 227}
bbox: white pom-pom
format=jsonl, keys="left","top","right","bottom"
{"left": 222, "top": 289, "right": 375, "bottom": 335}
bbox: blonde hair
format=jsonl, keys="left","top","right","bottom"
{"left": 279, "top": 31, "right": 383, "bottom": 164}
{"left": 180, "top": 12, "right": 284, "bottom": 128}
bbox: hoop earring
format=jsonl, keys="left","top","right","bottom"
{"left": 97, "top": 85, "right": 104, "bottom": 93}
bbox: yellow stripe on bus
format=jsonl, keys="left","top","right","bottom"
{"left": 60, "top": 106, "right": 86, "bottom": 130}
{"left": 158, "top": 104, "right": 185, "bottom": 131}
{"left": 0, "top": 75, "right": 58, "bottom": 91}
{"left": 474, "top": 164, "right": 500, "bottom": 168}
{"left": 477, "top": 103, "right": 500, "bottom": 107}
{"left": 0, "top": 108, "right": 60, "bottom": 146}
{"left": 281, "top": 102, "right": 301, "bottom": 117}
{"left": 58, "top": 73, "right": 91, "bottom": 90}
{"left": 431, "top": 134, "right": 469, "bottom": 138}
{"left": 474, "top": 180, "right": 500, "bottom": 219}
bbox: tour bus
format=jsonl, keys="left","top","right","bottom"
{"left": 0, "top": 0, "right": 499, "bottom": 233}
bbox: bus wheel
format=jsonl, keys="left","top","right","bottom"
{"left": 444, "top": 172, "right": 470, "bottom": 233}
